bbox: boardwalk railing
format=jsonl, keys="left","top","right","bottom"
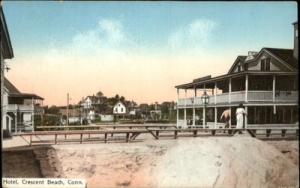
{"left": 16, "top": 126, "right": 299, "bottom": 146}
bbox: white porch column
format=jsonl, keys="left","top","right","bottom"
{"left": 245, "top": 106, "right": 248, "bottom": 128}
{"left": 177, "top": 89, "right": 179, "bottom": 126}
{"left": 229, "top": 78, "right": 232, "bottom": 103}
{"left": 32, "top": 97, "right": 34, "bottom": 132}
{"left": 214, "top": 82, "right": 217, "bottom": 104}
{"left": 14, "top": 112, "right": 17, "bottom": 134}
{"left": 192, "top": 108, "right": 195, "bottom": 127}
{"left": 184, "top": 89, "right": 187, "bottom": 126}
{"left": 229, "top": 107, "right": 232, "bottom": 128}
{"left": 202, "top": 84, "right": 206, "bottom": 128}
{"left": 8, "top": 115, "right": 11, "bottom": 134}
{"left": 272, "top": 75, "right": 276, "bottom": 101}
{"left": 273, "top": 75, "right": 276, "bottom": 114}
{"left": 214, "top": 107, "right": 217, "bottom": 128}
{"left": 245, "top": 74, "right": 248, "bottom": 102}
{"left": 192, "top": 87, "right": 196, "bottom": 127}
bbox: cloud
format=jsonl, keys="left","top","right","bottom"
{"left": 98, "top": 19, "right": 125, "bottom": 44}
{"left": 9, "top": 17, "right": 226, "bottom": 106}
{"left": 168, "top": 19, "right": 217, "bottom": 51}
{"left": 67, "top": 18, "right": 128, "bottom": 56}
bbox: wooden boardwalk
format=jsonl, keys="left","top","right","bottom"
{"left": 16, "top": 124, "right": 299, "bottom": 146}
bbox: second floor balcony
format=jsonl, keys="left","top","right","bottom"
{"left": 6, "top": 104, "right": 44, "bottom": 114}
{"left": 177, "top": 90, "right": 298, "bottom": 107}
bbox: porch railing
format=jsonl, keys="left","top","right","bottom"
{"left": 7, "top": 104, "right": 34, "bottom": 112}
{"left": 248, "top": 91, "right": 273, "bottom": 102}
{"left": 177, "top": 90, "right": 298, "bottom": 107}
{"left": 275, "top": 91, "right": 298, "bottom": 102}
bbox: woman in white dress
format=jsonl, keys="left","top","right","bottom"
{"left": 236, "top": 103, "right": 246, "bottom": 130}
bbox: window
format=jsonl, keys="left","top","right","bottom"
{"left": 121, "top": 107, "right": 123, "bottom": 112}
{"left": 261, "top": 59, "right": 265, "bottom": 71}
{"left": 261, "top": 58, "right": 270, "bottom": 71}
{"left": 265, "top": 58, "right": 270, "bottom": 71}
{"left": 244, "top": 63, "right": 248, "bottom": 71}
{"left": 237, "top": 65, "right": 241, "bottom": 72}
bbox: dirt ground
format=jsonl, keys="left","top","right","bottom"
{"left": 2, "top": 134, "right": 299, "bottom": 188}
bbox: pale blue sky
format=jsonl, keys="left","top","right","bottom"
{"left": 2, "top": 1, "right": 298, "bottom": 105}
{"left": 3, "top": 1, "right": 297, "bottom": 53}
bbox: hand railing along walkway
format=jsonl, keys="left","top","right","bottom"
{"left": 15, "top": 124, "right": 299, "bottom": 146}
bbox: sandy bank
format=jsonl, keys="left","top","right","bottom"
{"left": 3, "top": 135, "right": 299, "bottom": 188}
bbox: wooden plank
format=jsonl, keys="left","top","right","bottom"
{"left": 104, "top": 133, "right": 107, "bottom": 143}
{"left": 266, "top": 129, "right": 271, "bottom": 137}
{"left": 54, "top": 134, "right": 57, "bottom": 144}
{"left": 281, "top": 129, "right": 286, "bottom": 137}
{"left": 247, "top": 129, "right": 256, "bottom": 137}
{"left": 147, "top": 130, "right": 159, "bottom": 139}
{"left": 211, "top": 130, "right": 216, "bottom": 136}
{"left": 29, "top": 135, "right": 32, "bottom": 146}
{"left": 156, "top": 130, "right": 160, "bottom": 139}
{"left": 130, "top": 133, "right": 141, "bottom": 140}
{"left": 126, "top": 133, "right": 130, "bottom": 142}
{"left": 193, "top": 130, "right": 197, "bottom": 137}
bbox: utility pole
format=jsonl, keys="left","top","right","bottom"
{"left": 67, "top": 93, "right": 69, "bottom": 126}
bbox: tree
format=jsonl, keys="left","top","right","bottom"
{"left": 44, "top": 105, "right": 60, "bottom": 114}
{"left": 96, "top": 91, "right": 104, "bottom": 98}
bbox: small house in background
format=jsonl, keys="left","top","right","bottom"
{"left": 80, "top": 96, "right": 99, "bottom": 121}
{"left": 113, "top": 101, "right": 126, "bottom": 115}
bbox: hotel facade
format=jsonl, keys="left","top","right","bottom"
{"left": 175, "top": 22, "right": 298, "bottom": 128}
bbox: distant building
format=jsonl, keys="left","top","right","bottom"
{"left": 175, "top": 22, "right": 298, "bottom": 128}
{"left": 113, "top": 101, "right": 126, "bottom": 115}
{"left": 81, "top": 96, "right": 100, "bottom": 109}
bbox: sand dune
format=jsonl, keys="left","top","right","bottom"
{"left": 3, "top": 135, "right": 299, "bottom": 188}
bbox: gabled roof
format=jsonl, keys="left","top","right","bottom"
{"left": 227, "top": 56, "right": 247, "bottom": 74}
{"left": 4, "top": 77, "right": 20, "bottom": 93}
{"left": 263, "top": 48, "right": 298, "bottom": 69}
{"left": 4, "top": 77, "right": 43, "bottom": 100}
{"left": 114, "top": 101, "right": 126, "bottom": 108}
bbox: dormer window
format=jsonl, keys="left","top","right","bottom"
{"left": 244, "top": 63, "right": 248, "bottom": 71}
{"left": 237, "top": 65, "right": 241, "bottom": 72}
{"left": 261, "top": 58, "right": 270, "bottom": 71}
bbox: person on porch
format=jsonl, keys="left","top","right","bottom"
{"left": 235, "top": 103, "right": 247, "bottom": 134}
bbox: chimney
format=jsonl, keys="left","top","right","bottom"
{"left": 245, "top": 51, "right": 258, "bottom": 61}
{"left": 293, "top": 22, "right": 298, "bottom": 60}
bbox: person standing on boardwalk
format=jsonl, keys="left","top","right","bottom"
{"left": 235, "top": 103, "right": 246, "bottom": 134}
{"left": 220, "top": 109, "right": 231, "bottom": 129}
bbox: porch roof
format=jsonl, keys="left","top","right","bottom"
{"left": 175, "top": 71, "right": 298, "bottom": 89}
{"left": 9, "top": 93, "right": 44, "bottom": 100}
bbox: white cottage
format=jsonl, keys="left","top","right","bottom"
{"left": 113, "top": 101, "right": 126, "bottom": 115}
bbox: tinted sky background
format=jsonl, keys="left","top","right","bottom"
{"left": 3, "top": 1, "right": 297, "bottom": 106}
